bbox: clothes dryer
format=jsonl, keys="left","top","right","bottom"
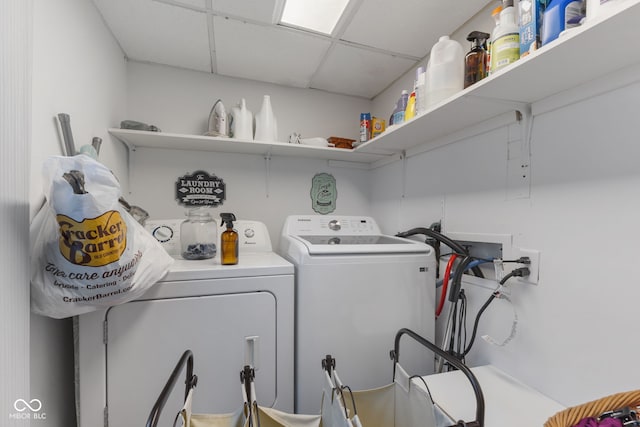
{"left": 77, "top": 220, "right": 293, "bottom": 427}
{"left": 279, "top": 215, "right": 436, "bottom": 414}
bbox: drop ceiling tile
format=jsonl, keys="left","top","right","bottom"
{"left": 311, "top": 44, "right": 417, "bottom": 99}
{"left": 342, "top": 0, "right": 492, "bottom": 58}
{"left": 211, "top": 0, "right": 280, "bottom": 24}
{"left": 154, "top": 0, "right": 206, "bottom": 10}
{"left": 213, "top": 17, "right": 331, "bottom": 88}
{"left": 94, "top": 0, "right": 211, "bottom": 72}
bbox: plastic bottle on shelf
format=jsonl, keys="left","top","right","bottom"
{"left": 541, "top": 0, "right": 585, "bottom": 45}
{"left": 425, "top": 35, "right": 465, "bottom": 108}
{"left": 490, "top": 0, "right": 520, "bottom": 73}
{"left": 487, "top": 4, "right": 503, "bottom": 75}
{"left": 392, "top": 90, "right": 409, "bottom": 124}
{"left": 464, "top": 31, "right": 491, "bottom": 88}
{"left": 404, "top": 89, "right": 417, "bottom": 121}
{"left": 414, "top": 66, "right": 427, "bottom": 115}
{"left": 254, "top": 95, "right": 278, "bottom": 142}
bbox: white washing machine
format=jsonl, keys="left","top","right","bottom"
{"left": 77, "top": 220, "right": 294, "bottom": 427}
{"left": 279, "top": 215, "right": 436, "bottom": 415}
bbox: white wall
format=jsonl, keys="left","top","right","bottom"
{"left": 370, "top": 71, "right": 640, "bottom": 406}
{"left": 125, "top": 62, "right": 373, "bottom": 245}
{"left": 126, "top": 61, "right": 369, "bottom": 141}
{"left": 1, "top": 1, "right": 32, "bottom": 424}
{"left": 30, "top": 0, "right": 128, "bottom": 426}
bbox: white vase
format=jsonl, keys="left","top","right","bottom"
{"left": 231, "top": 98, "right": 253, "bottom": 140}
{"left": 254, "top": 95, "right": 278, "bottom": 142}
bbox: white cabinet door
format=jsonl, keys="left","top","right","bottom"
{"left": 105, "top": 292, "right": 276, "bottom": 427}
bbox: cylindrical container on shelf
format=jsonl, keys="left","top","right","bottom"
{"left": 404, "top": 90, "right": 416, "bottom": 121}
{"left": 180, "top": 208, "right": 217, "bottom": 260}
{"left": 415, "top": 66, "right": 426, "bottom": 115}
{"left": 254, "top": 95, "right": 278, "bottom": 142}
{"left": 360, "top": 112, "right": 371, "bottom": 143}
{"left": 487, "top": 4, "right": 503, "bottom": 75}
{"left": 490, "top": 0, "right": 520, "bottom": 73}
{"left": 392, "top": 90, "right": 410, "bottom": 124}
{"left": 464, "top": 31, "right": 490, "bottom": 88}
{"left": 425, "top": 35, "right": 465, "bottom": 108}
{"left": 541, "top": 0, "right": 583, "bottom": 45}
{"left": 231, "top": 98, "right": 253, "bottom": 140}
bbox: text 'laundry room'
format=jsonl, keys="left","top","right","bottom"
{"left": 4, "top": 0, "right": 640, "bottom": 427}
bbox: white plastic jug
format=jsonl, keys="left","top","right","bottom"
{"left": 425, "top": 36, "right": 465, "bottom": 108}
{"left": 254, "top": 95, "right": 278, "bottom": 142}
{"left": 231, "top": 98, "right": 253, "bottom": 140}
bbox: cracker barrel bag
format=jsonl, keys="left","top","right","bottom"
{"left": 30, "top": 155, "right": 173, "bottom": 319}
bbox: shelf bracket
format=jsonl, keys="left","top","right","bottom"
{"left": 506, "top": 108, "right": 532, "bottom": 200}
{"left": 127, "top": 145, "right": 136, "bottom": 196}
{"left": 264, "top": 151, "right": 271, "bottom": 198}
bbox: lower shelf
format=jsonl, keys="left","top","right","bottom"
{"left": 109, "top": 128, "right": 392, "bottom": 165}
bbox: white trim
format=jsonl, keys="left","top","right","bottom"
{"left": 1, "top": 0, "right": 32, "bottom": 424}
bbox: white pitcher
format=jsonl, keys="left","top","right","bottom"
{"left": 254, "top": 95, "right": 278, "bottom": 142}
{"left": 231, "top": 98, "right": 253, "bottom": 140}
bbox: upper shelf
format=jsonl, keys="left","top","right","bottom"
{"left": 356, "top": 0, "right": 640, "bottom": 155}
{"left": 111, "top": 1, "right": 640, "bottom": 166}
{"left": 109, "top": 129, "right": 390, "bottom": 164}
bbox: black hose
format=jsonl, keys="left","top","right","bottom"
{"left": 462, "top": 292, "right": 497, "bottom": 357}
{"left": 396, "top": 227, "right": 484, "bottom": 278}
{"left": 461, "top": 268, "right": 529, "bottom": 357}
{"left": 449, "top": 256, "right": 474, "bottom": 303}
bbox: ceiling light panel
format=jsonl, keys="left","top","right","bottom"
{"left": 213, "top": 17, "right": 331, "bottom": 87}
{"left": 280, "top": 0, "right": 350, "bottom": 35}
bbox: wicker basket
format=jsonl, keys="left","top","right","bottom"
{"left": 544, "top": 390, "right": 640, "bottom": 427}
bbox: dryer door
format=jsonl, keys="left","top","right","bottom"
{"left": 105, "top": 291, "right": 276, "bottom": 427}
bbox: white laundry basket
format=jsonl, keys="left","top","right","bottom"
{"left": 147, "top": 330, "right": 485, "bottom": 427}
{"left": 146, "top": 352, "right": 321, "bottom": 427}
{"left": 320, "top": 328, "right": 486, "bottom": 427}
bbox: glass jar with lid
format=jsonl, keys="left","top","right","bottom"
{"left": 180, "top": 208, "right": 217, "bottom": 260}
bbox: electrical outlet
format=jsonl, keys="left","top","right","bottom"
{"left": 516, "top": 248, "right": 540, "bottom": 284}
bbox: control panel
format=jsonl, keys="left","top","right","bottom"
{"left": 145, "top": 219, "right": 273, "bottom": 255}
{"left": 288, "top": 216, "right": 382, "bottom": 235}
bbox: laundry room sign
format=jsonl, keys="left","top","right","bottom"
{"left": 310, "top": 173, "right": 337, "bottom": 214}
{"left": 175, "top": 170, "right": 226, "bottom": 207}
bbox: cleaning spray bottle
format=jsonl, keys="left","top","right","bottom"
{"left": 220, "top": 213, "right": 238, "bottom": 265}
{"left": 464, "top": 31, "right": 491, "bottom": 88}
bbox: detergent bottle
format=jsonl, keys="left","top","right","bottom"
{"left": 425, "top": 36, "right": 465, "bottom": 108}
{"left": 542, "top": 0, "right": 585, "bottom": 45}
{"left": 220, "top": 213, "right": 238, "bottom": 265}
{"left": 490, "top": 0, "right": 520, "bottom": 73}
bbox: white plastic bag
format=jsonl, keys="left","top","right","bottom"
{"left": 30, "top": 155, "right": 173, "bottom": 319}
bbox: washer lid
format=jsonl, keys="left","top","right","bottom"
{"left": 291, "top": 234, "right": 429, "bottom": 255}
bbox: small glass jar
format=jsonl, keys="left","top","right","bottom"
{"left": 180, "top": 208, "right": 217, "bottom": 260}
